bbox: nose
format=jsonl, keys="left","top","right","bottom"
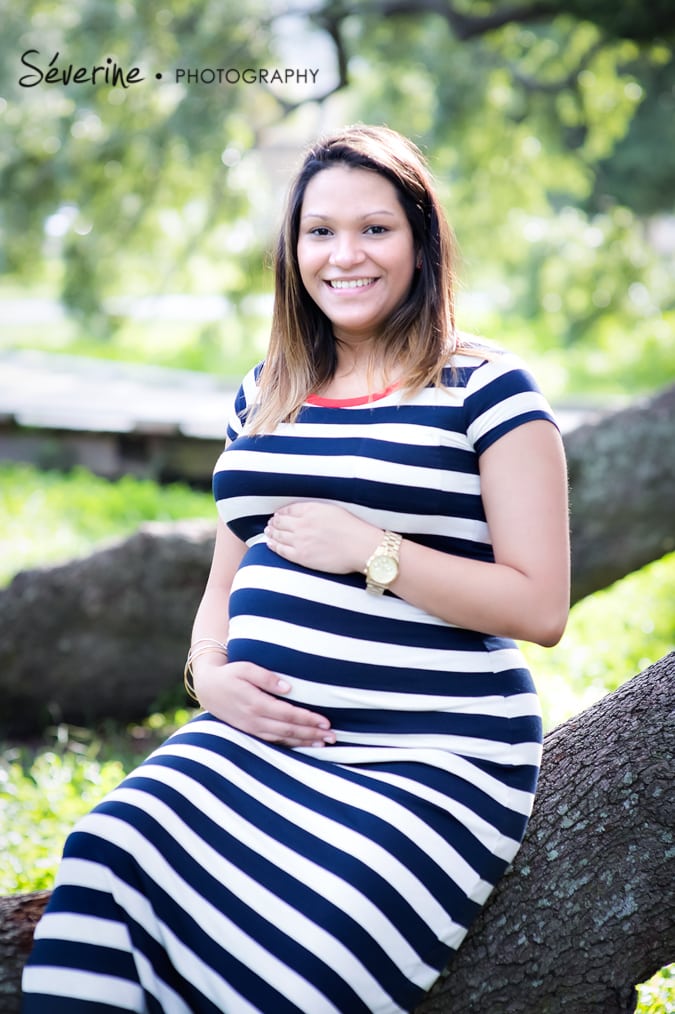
{"left": 329, "top": 232, "right": 365, "bottom": 269}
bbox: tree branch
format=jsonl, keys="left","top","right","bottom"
{"left": 564, "top": 383, "right": 675, "bottom": 601}
{"left": 262, "top": 5, "right": 351, "bottom": 118}
{"left": 416, "top": 651, "right": 675, "bottom": 1013}
{"left": 317, "top": 0, "right": 563, "bottom": 41}
{"left": 269, "top": 1, "right": 606, "bottom": 117}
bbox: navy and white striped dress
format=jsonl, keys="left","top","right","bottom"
{"left": 23, "top": 349, "right": 556, "bottom": 1013}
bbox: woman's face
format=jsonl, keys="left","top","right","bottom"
{"left": 296, "top": 164, "right": 417, "bottom": 345}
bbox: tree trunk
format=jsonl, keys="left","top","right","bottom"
{"left": 0, "top": 385, "right": 673, "bottom": 736}
{"left": 565, "top": 383, "right": 675, "bottom": 601}
{"left": 0, "top": 892, "right": 50, "bottom": 1013}
{"left": 0, "top": 519, "right": 215, "bottom": 737}
{"left": 416, "top": 651, "right": 675, "bottom": 1014}
{"left": 1, "top": 654, "right": 672, "bottom": 1012}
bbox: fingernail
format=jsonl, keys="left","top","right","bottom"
{"left": 311, "top": 740, "right": 325, "bottom": 748}
{"left": 277, "top": 679, "right": 290, "bottom": 692}
{"left": 318, "top": 721, "right": 329, "bottom": 729}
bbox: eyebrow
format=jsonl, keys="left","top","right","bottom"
{"left": 301, "top": 210, "right": 398, "bottom": 222}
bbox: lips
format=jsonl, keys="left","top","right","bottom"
{"left": 327, "top": 278, "right": 377, "bottom": 289}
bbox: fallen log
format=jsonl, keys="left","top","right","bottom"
{"left": 0, "top": 518, "right": 215, "bottom": 736}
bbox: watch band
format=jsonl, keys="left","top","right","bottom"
{"left": 364, "top": 531, "right": 402, "bottom": 594}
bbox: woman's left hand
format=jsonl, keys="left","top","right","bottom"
{"left": 265, "top": 502, "right": 381, "bottom": 574}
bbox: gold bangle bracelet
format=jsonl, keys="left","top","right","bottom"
{"left": 183, "top": 639, "right": 228, "bottom": 703}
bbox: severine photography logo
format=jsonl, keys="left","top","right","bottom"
{"left": 18, "top": 49, "right": 320, "bottom": 88}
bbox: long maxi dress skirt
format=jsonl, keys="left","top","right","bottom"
{"left": 22, "top": 349, "right": 556, "bottom": 1013}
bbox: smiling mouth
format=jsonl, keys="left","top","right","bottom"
{"left": 327, "top": 278, "right": 377, "bottom": 289}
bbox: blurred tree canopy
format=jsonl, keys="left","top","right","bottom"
{"left": 0, "top": 0, "right": 289, "bottom": 333}
{"left": 0, "top": 0, "right": 673, "bottom": 388}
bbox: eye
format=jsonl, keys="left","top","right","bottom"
{"left": 365, "top": 225, "right": 388, "bottom": 235}
{"left": 308, "top": 226, "right": 332, "bottom": 237}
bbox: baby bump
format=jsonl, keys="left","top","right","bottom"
{"left": 225, "top": 544, "right": 410, "bottom": 725}
{"left": 226, "top": 543, "right": 340, "bottom": 685}
{"left": 225, "top": 544, "right": 542, "bottom": 752}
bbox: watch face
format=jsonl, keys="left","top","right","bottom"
{"left": 369, "top": 554, "right": 399, "bottom": 584}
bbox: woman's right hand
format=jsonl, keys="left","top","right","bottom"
{"left": 193, "top": 658, "right": 336, "bottom": 748}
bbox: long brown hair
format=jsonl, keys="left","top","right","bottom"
{"left": 248, "top": 124, "right": 460, "bottom": 433}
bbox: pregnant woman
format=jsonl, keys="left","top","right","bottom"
{"left": 22, "top": 124, "right": 570, "bottom": 1013}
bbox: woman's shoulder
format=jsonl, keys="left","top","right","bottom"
{"left": 234, "top": 361, "right": 265, "bottom": 404}
{"left": 241, "top": 360, "right": 265, "bottom": 387}
{"left": 226, "top": 362, "right": 265, "bottom": 439}
{"left": 442, "top": 334, "right": 529, "bottom": 386}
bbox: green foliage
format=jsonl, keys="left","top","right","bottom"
{"left": 0, "top": 709, "right": 191, "bottom": 893}
{"left": 1, "top": 0, "right": 674, "bottom": 381}
{"left": 590, "top": 54, "right": 675, "bottom": 215}
{"left": 558, "top": 0, "right": 675, "bottom": 41}
{"left": 0, "top": 0, "right": 280, "bottom": 326}
{"left": 0, "top": 462, "right": 214, "bottom": 585}
{"left": 636, "top": 965, "right": 675, "bottom": 1014}
{"left": 521, "top": 553, "right": 675, "bottom": 730}
{"left": 0, "top": 278, "right": 271, "bottom": 374}
{"left": 337, "top": 12, "right": 675, "bottom": 376}
{"left": 0, "top": 747, "right": 127, "bottom": 892}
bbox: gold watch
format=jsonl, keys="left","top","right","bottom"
{"left": 364, "top": 531, "right": 402, "bottom": 595}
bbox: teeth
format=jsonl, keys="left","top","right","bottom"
{"left": 329, "top": 278, "right": 374, "bottom": 289}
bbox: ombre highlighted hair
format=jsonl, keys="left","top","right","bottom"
{"left": 248, "top": 124, "right": 463, "bottom": 433}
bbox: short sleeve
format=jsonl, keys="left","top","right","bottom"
{"left": 464, "top": 353, "right": 558, "bottom": 456}
{"left": 225, "top": 363, "right": 263, "bottom": 441}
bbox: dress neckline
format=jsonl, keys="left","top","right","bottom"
{"left": 306, "top": 381, "right": 400, "bottom": 407}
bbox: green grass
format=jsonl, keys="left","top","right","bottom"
{"left": 0, "top": 709, "right": 193, "bottom": 894}
{"left": 1, "top": 284, "right": 268, "bottom": 380}
{"left": 637, "top": 967, "right": 675, "bottom": 1014}
{"left": 0, "top": 462, "right": 215, "bottom": 586}
{"left": 521, "top": 553, "right": 674, "bottom": 731}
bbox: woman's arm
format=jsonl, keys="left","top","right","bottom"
{"left": 393, "top": 420, "right": 570, "bottom": 645}
{"left": 265, "top": 420, "right": 570, "bottom": 646}
{"left": 189, "top": 517, "right": 245, "bottom": 650}
{"left": 190, "top": 518, "right": 336, "bottom": 746}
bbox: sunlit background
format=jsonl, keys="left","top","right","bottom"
{"left": 0, "top": 3, "right": 673, "bottom": 1008}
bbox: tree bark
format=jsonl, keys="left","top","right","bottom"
{"left": 0, "top": 892, "right": 50, "bottom": 1013}
{"left": 565, "top": 383, "right": 675, "bottom": 602}
{"left": 1, "top": 654, "right": 672, "bottom": 1012}
{"left": 0, "top": 385, "right": 673, "bottom": 736}
{"left": 415, "top": 650, "right": 675, "bottom": 1014}
{"left": 0, "top": 519, "right": 215, "bottom": 737}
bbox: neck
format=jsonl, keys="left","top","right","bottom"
{"left": 319, "top": 338, "right": 401, "bottom": 400}
{"left": 333, "top": 333, "right": 390, "bottom": 376}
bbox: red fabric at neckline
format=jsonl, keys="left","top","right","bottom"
{"left": 306, "top": 382, "right": 400, "bottom": 407}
